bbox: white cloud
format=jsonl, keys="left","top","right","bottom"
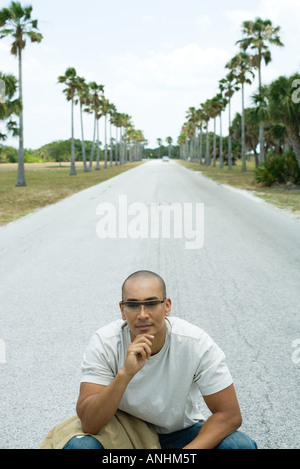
{"left": 105, "top": 44, "right": 230, "bottom": 92}
{"left": 142, "top": 15, "right": 155, "bottom": 22}
{"left": 98, "top": 43, "right": 232, "bottom": 145}
{"left": 226, "top": 0, "right": 300, "bottom": 35}
{"left": 196, "top": 15, "right": 212, "bottom": 30}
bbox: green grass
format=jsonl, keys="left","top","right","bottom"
{"left": 177, "top": 159, "right": 300, "bottom": 217}
{"left": 0, "top": 161, "right": 144, "bottom": 226}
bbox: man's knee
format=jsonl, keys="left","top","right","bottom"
{"left": 216, "top": 431, "right": 257, "bottom": 449}
{"left": 64, "top": 435, "right": 104, "bottom": 449}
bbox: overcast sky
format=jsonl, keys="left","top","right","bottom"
{"left": 1, "top": 0, "right": 300, "bottom": 149}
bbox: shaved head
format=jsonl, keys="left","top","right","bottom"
{"left": 122, "top": 270, "right": 166, "bottom": 300}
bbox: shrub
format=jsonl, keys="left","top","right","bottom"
{"left": 255, "top": 152, "right": 300, "bottom": 186}
{"left": 0, "top": 145, "right": 17, "bottom": 163}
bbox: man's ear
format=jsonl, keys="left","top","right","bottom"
{"left": 165, "top": 298, "right": 171, "bottom": 317}
{"left": 119, "top": 301, "right": 126, "bottom": 321}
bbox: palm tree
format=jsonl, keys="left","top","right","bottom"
{"left": 110, "top": 111, "right": 122, "bottom": 165}
{"left": 194, "top": 108, "right": 205, "bottom": 164}
{"left": 251, "top": 85, "right": 270, "bottom": 167}
{"left": 108, "top": 103, "right": 116, "bottom": 167}
{"left": 226, "top": 53, "right": 254, "bottom": 172}
{"left": 58, "top": 67, "right": 78, "bottom": 175}
{"left": 209, "top": 96, "right": 224, "bottom": 167}
{"left": 268, "top": 73, "right": 300, "bottom": 169}
{"left": 0, "top": 1, "right": 43, "bottom": 186}
{"left": 219, "top": 72, "right": 240, "bottom": 170}
{"left": 157, "top": 138, "right": 162, "bottom": 158}
{"left": 166, "top": 136, "right": 173, "bottom": 158}
{"left": 100, "top": 97, "right": 115, "bottom": 168}
{"left": 186, "top": 107, "right": 198, "bottom": 161}
{"left": 85, "top": 81, "right": 104, "bottom": 170}
{"left": 119, "top": 113, "right": 132, "bottom": 164}
{"left": 202, "top": 99, "right": 214, "bottom": 166}
{"left": 216, "top": 93, "right": 228, "bottom": 169}
{"left": 178, "top": 133, "right": 187, "bottom": 160}
{"left": 182, "top": 121, "right": 196, "bottom": 161}
{"left": 76, "top": 76, "right": 89, "bottom": 172}
{"left": 236, "top": 18, "right": 284, "bottom": 165}
{"left": 0, "top": 71, "right": 21, "bottom": 141}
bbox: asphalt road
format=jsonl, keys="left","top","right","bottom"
{"left": 0, "top": 160, "right": 299, "bottom": 449}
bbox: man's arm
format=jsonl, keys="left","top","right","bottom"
{"left": 76, "top": 334, "right": 154, "bottom": 435}
{"left": 183, "top": 384, "right": 242, "bottom": 449}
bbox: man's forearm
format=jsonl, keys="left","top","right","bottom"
{"left": 77, "top": 369, "right": 132, "bottom": 434}
{"left": 183, "top": 412, "right": 241, "bottom": 450}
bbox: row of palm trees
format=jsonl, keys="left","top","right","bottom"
{"left": 58, "top": 67, "right": 145, "bottom": 176}
{"left": 178, "top": 17, "right": 285, "bottom": 172}
{"left": 0, "top": 1, "right": 146, "bottom": 185}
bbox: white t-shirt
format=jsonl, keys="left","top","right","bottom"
{"left": 81, "top": 317, "right": 233, "bottom": 434}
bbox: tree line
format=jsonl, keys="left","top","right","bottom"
{"left": 0, "top": 1, "right": 146, "bottom": 186}
{"left": 178, "top": 17, "right": 300, "bottom": 183}
{"left": 58, "top": 67, "right": 145, "bottom": 175}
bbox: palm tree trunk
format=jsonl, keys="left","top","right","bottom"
{"left": 95, "top": 118, "right": 100, "bottom": 170}
{"left": 69, "top": 98, "right": 76, "bottom": 176}
{"left": 259, "top": 121, "right": 265, "bottom": 164}
{"left": 109, "top": 119, "right": 113, "bottom": 167}
{"left": 228, "top": 98, "right": 233, "bottom": 171}
{"left": 89, "top": 112, "right": 96, "bottom": 170}
{"left": 241, "top": 83, "right": 247, "bottom": 172}
{"left": 120, "top": 128, "right": 124, "bottom": 164}
{"left": 199, "top": 128, "right": 203, "bottom": 164}
{"left": 219, "top": 111, "right": 223, "bottom": 169}
{"left": 258, "top": 63, "right": 265, "bottom": 165}
{"left": 205, "top": 124, "right": 210, "bottom": 166}
{"left": 213, "top": 118, "right": 216, "bottom": 167}
{"left": 104, "top": 114, "right": 108, "bottom": 168}
{"left": 115, "top": 126, "right": 118, "bottom": 165}
{"left": 287, "top": 126, "right": 300, "bottom": 170}
{"left": 16, "top": 47, "right": 26, "bottom": 187}
{"left": 80, "top": 101, "right": 88, "bottom": 172}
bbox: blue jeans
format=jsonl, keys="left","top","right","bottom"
{"left": 64, "top": 422, "right": 257, "bottom": 449}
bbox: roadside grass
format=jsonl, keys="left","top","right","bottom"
{"left": 177, "top": 159, "right": 300, "bottom": 218}
{"left": 0, "top": 161, "right": 144, "bottom": 226}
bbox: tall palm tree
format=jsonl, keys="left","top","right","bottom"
{"left": 215, "top": 93, "right": 228, "bottom": 169}
{"left": 110, "top": 111, "right": 122, "bottom": 165}
{"left": 108, "top": 103, "right": 116, "bottom": 167}
{"left": 202, "top": 99, "right": 214, "bottom": 166}
{"left": 58, "top": 67, "right": 78, "bottom": 175}
{"left": 166, "top": 136, "right": 173, "bottom": 158}
{"left": 100, "top": 97, "right": 115, "bottom": 168}
{"left": 236, "top": 18, "right": 284, "bottom": 165}
{"left": 251, "top": 85, "right": 270, "bottom": 167}
{"left": 186, "top": 107, "right": 198, "bottom": 161}
{"left": 209, "top": 96, "right": 224, "bottom": 167}
{"left": 178, "top": 133, "right": 187, "bottom": 160}
{"left": 219, "top": 72, "right": 240, "bottom": 170}
{"left": 85, "top": 81, "right": 104, "bottom": 171}
{"left": 0, "top": 71, "right": 21, "bottom": 141}
{"left": 157, "top": 138, "right": 162, "bottom": 158}
{"left": 119, "top": 113, "right": 132, "bottom": 164}
{"left": 194, "top": 108, "right": 205, "bottom": 164}
{"left": 76, "top": 76, "right": 89, "bottom": 172}
{"left": 226, "top": 53, "right": 254, "bottom": 172}
{"left": 0, "top": 1, "right": 43, "bottom": 186}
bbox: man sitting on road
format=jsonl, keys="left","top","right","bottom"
{"left": 65, "top": 270, "right": 257, "bottom": 449}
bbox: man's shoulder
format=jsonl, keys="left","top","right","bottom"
{"left": 94, "top": 319, "right": 126, "bottom": 341}
{"left": 168, "top": 317, "right": 208, "bottom": 341}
